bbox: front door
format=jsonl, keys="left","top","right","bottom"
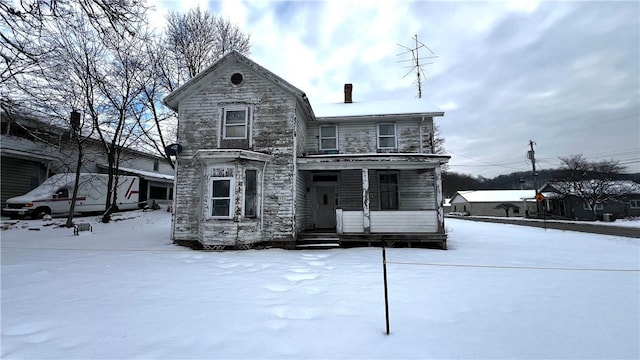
{"left": 314, "top": 185, "right": 336, "bottom": 229}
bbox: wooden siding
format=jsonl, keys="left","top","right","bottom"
{"left": 337, "top": 169, "right": 362, "bottom": 210}
{"left": 0, "top": 156, "right": 47, "bottom": 207}
{"left": 342, "top": 210, "right": 364, "bottom": 233}
{"left": 295, "top": 170, "right": 312, "bottom": 231}
{"left": 174, "top": 60, "right": 299, "bottom": 245}
{"left": 306, "top": 117, "right": 435, "bottom": 155}
{"left": 371, "top": 211, "right": 438, "bottom": 232}
{"left": 398, "top": 169, "right": 436, "bottom": 210}
{"left": 337, "top": 210, "right": 438, "bottom": 233}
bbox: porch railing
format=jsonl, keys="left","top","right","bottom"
{"left": 336, "top": 209, "right": 438, "bottom": 234}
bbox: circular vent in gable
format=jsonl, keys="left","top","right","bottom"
{"left": 230, "top": 73, "right": 243, "bottom": 85}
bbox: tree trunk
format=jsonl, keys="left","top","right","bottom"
{"left": 65, "top": 142, "right": 83, "bottom": 227}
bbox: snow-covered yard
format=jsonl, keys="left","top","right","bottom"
{"left": 2, "top": 211, "right": 639, "bottom": 359}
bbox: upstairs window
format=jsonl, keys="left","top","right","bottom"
{"left": 378, "top": 123, "right": 397, "bottom": 149}
{"left": 379, "top": 173, "right": 399, "bottom": 210}
{"left": 211, "top": 177, "right": 233, "bottom": 218}
{"left": 223, "top": 108, "right": 248, "bottom": 139}
{"left": 319, "top": 125, "right": 338, "bottom": 151}
{"left": 629, "top": 200, "right": 640, "bottom": 209}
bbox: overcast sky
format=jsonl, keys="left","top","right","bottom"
{"left": 152, "top": 0, "right": 639, "bottom": 178}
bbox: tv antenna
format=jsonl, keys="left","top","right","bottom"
{"left": 397, "top": 34, "right": 438, "bottom": 99}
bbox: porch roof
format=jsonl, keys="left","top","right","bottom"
{"left": 193, "top": 149, "right": 273, "bottom": 163}
{"left": 297, "top": 153, "right": 450, "bottom": 170}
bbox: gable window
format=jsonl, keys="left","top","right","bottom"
{"left": 379, "top": 173, "right": 399, "bottom": 210}
{"left": 211, "top": 177, "right": 233, "bottom": 218}
{"left": 319, "top": 125, "right": 338, "bottom": 151}
{"left": 629, "top": 200, "right": 640, "bottom": 209}
{"left": 223, "top": 108, "right": 248, "bottom": 139}
{"left": 245, "top": 170, "right": 257, "bottom": 217}
{"left": 378, "top": 123, "right": 397, "bottom": 149}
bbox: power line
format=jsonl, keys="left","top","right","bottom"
{"left": 537, "top": 112, "right": 640, "bottom": 143}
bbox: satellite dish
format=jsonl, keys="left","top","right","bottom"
{"left": 165, "top": 143, "right": 183, "bottom": 156}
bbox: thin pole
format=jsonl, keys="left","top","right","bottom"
{"left": 382, "top": 242, "right": 390, "bottom": 335}
{"left": 415, "top": 34, "right": 422, "bottom": 99}
{"left": 529, "top": 140, "right": 540, "bottom": 216}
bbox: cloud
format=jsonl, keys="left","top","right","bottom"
{"left": 148, "top": 0, "right": 640, "bottom": 177}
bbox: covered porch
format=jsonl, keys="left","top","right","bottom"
{"left": 295, "top": 153, "right": 449, "bottom": 249}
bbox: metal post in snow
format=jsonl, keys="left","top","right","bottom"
{"left": 382, "top": 241, "right": 390, "bottom": 335}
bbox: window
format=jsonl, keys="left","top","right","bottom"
{"left": 245, "top": 170, "right": 257, "bottom": 217}
{"left": 378, "top": 123, "right": 396, "bottom": 149}
{"left": 379, "top": 173, "right": 399, "bottom": 210}
{"left": 319, "top": 125, "right": 337, "bottom": 151}
{"left": 630, "top": 200, "right": 640, "bottom": 209}
{"left": 230, "top": 73, "right": 243, "bottom": 85}
{"left": 583, "top": 202, "right": 604, "bottom": 211}
{"left": 153, "top": 160, "right": 159, "bottom": 172}
{"left": 223, "top": 108, "right": 248, "bottom": 139}
{"left": 211, "top": 177, "right": 233, "bottom": 218}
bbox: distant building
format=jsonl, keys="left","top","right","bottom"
{"left": 449, "top": 190, "right": 536, "bottom": 217}
{"left": 1, "top": 111, "right": 174, "bottom": 208}
{"left": 540, "top": 181, "right": 640, "bottom": 220}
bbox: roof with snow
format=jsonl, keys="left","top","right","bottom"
{"left": 97, "top": 164, "right": 174, "bottom": 183}
{"left": 451, "top": 190, "right": 537, "bottom": 203}
{"left": 312, "top": 99, "right": 444, "bottom": 119}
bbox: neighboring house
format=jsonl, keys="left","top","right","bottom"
{"left": 539, "top": 181, "right": 640, "bottom": 220}
{"left": 443, "top": 198, "right": 452, "bottom": 213}
{"left": 163, "top": 51, "right": 450, "bottom": 250}
{"left": 0, "top": 111, "right": 174, "bottom": 208}
{"left": 449, "top": 190, "right": 536, "bottom": 217}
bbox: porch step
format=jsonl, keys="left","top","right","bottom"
{"left": 295, "top": 232, "right": 340, "bottom": 250}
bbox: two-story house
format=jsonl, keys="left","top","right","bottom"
{"left": 0, "top": 111, "right": 174, "bottom": 209}
{"left": 163, "top": 51, "right": 449, "bottom": 250}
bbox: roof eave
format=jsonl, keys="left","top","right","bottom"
{"left": 316, "top": 111, "right": 445, "bottom": 121}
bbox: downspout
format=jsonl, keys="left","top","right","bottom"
{"left": 260, "top": 160, "right": 267, "bottom": 241}
{"left": 419, "top": 116, "right": 424, "bottom": 154}
{"left": 170, "top": 154, "right": 178, "bottom": 241}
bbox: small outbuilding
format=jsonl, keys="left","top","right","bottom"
{"left": 449, "top": 190, "right": 536, "bottom": 217}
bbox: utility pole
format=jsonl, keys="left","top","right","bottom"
{"left": 528, "top": 140, "right": 540, "bottom": 216}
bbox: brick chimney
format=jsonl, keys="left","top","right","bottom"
{"left": 344, "top": 83, "right": 353, "bottom": 103}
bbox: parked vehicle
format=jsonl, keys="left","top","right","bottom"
{"left": 2, "top": 173, "right": 139, "bottom": 219}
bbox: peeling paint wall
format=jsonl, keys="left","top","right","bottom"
{"left": 306, "top": 117, "right": 435, "bottom": 155}
{"left": 173, "top": 60, "right": 298, "bottom": 246}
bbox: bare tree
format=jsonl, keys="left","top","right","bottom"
{"left": 2, "top": 0, "right": 152, "bottom": 224}
{"left": 133, "top": 8, "right": 252, "bottom": 168}
{"left": 495, "top": 203, "right": 519, "bottom": 217}
{"left": 164, "top": 7, "right": 251, "bottom": 90}
{"left": 1, "top": 0, "right": 148, "bottom": 87}
{"left": 553, "top": 154, "right": 630, "bottom": 217}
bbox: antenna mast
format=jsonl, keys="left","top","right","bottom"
{"left": 397, "top": 34, "right": 438, "bottom": 98}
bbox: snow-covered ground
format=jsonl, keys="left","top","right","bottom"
{"left": 451, "top": 215, "right": 640, "bottom": 228}
{"left": 2, "top": 211, "right": 639, "bottom": 359}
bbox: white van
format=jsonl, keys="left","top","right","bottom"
{"left": 3, "top": 173, "right": 140, "bottom": 219}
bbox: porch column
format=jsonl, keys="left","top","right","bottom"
{"left": 362, "top": 168, "right": 370, "bottom": 234}
{"left": 435, "top": 166, "right": 444, "bottom": 233}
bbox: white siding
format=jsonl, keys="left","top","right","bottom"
{"left": 338, "top": 210, "right": 438, "bottom": 233}
{"left": 342, "top": 211, "right": 364, "bottom": 233}
{"left": 370, "top": 210, "right": 438, "bottom": 233}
